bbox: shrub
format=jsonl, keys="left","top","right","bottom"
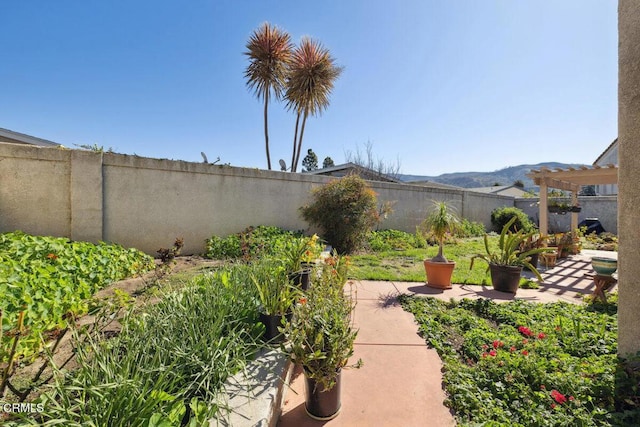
{"left": 490, "top": 206, "right": 535, "bottom": 233}
{"left": 205, "top": 226, "right": 303, "bottom": 260}
{"left": 456, "top": 218, "right": 486, "bottom": 237}
{"left": 300, "top": 175, "right": 379, "bottom": 254}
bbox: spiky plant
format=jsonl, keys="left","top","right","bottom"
{"left": 420, "top": 201, "right": 460, "bottom": 263}
{"left": 244, "top": 22, "right": 293, "bottom": 170}
{"left": 285, "top": 37, "right": 342, "bottom": 172}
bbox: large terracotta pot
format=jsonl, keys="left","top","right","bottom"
{"left": 423, "top": 260, "right": 455, "bottom": 289}
{"left": 489, "top": 264, "right": 522, "bottom": 293}
{"left": 304, "top": 370, "right": 342, "bottom": 421}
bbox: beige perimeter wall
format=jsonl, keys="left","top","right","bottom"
{"left": 1, "top": 143, "right": 513, "bottom": 255}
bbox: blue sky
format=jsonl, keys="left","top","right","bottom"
{"left": 1, "top": 1, "right": 617, "bottom": 176}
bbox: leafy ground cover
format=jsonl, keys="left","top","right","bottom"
{"left": 399, "top": 295, "right": 640, "bottom": 426}
{"left": 0, "top": 232, "right": 154, "bottom": 360}
{"left": 205, "top": 225, "right": 306, "bottom": 260}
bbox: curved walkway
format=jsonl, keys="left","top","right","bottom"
{"left": 277, "top": 250, "right": 616, "bottom": 427}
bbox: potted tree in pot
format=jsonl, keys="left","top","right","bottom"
{"left": 283, "top": 254, "right": 362, "bottom": 421}
{"left": 251, "top": 261, "right": 299, "bottom": 344}
{"left": 471, "top": 217, "right": 550, "bottom": 293}
{"left": 419, "top": 201, "right": 460, "bottom": 290}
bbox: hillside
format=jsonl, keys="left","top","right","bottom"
{"left": 399, "top": 162, "right": 586, "bottom": 191}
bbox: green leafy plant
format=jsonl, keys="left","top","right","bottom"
{"left": 471, "top": 217, "right": 551, "bottom": 281}
{"left": 399, "top": 295, "right": 630, "bottom": 426}
{"left": 283, "top": 254, "right": 361, "bottom": 390}
{"left": 299, "top": 175, "right": 379, "bottom": 254}
{"left": 0, "top": 231, "right": 154, "bottom": 360}
{"left": 490, "top": 206, "right": 535, "bottom": 233}
{"left": 205, "top": 226, "right": 304, "bottom": 260}
{"left": 367, "top": 229, "right": 426, "bottom": 252}
{"left": 278, "top": 234, "right": 322, "bottom": 273}
{"left": 418, "top": 201, "right": 461, "bottom": 263}
{"left": 250, "top": 261, "right": 299, "bottom": 315}
{"left": 22, "top": 267, "right": 263, "bottom": 425}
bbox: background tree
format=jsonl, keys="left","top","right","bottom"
{"left": 344, "top": 140, "right": 401, "bottom": 179}
{"left": 244, "top": 23, "right": 293, "bottom": 170}
{"left": 285, "top": 37, "right": 342, "bottom": 172}
{"left": 513, "top": 180, "right": 525, "bottom": 188}
{"left": 322, "top": 156, "right": 335, "bottom": 169}
{"left": 302, "top": 149, "right": 318, "bottom": 171}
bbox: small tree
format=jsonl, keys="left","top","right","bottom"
{"left": 490, "top": 207, "right": 535, "bottom": 233}
{"left": 322, "top": 156, "right": 335, "bottom": 169}
{"left": 302, "top": 149, "right": 318, "bottom": 171}
{"left": 419, "top": 201, "right": 460, "bottom": 263}
{"left": 300, "top": 175, "right": 379, "bottom": 254}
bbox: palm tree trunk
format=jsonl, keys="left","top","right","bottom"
{"left": 264, "top": 93, "right": 271, "bottom": 170}
{"left": 293, "top": 111, "right": 309, "bottom": 172}
{"left": 291, "top": 112, "right": 301, "bottom": 172}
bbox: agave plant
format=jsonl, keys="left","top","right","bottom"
{"left": 244, "top": 22, "right": 293, "bottom": 170}
{"left": 285, "top": 37, "right": 342, "bottom": 172}
{"left": 470, "top": 216, "right": 551, "bottom": 281}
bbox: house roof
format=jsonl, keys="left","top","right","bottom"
{"left": 305, "top": 162, "right": 401, "bottom": 183}
{"left": 0, "top": 127, "right": 61, "bottom": 147}
{"left": 593, "top": 138, "right": 618, "bottom": 165}
{"left": 467, "top": 185, "right": 530, "bottom": 197}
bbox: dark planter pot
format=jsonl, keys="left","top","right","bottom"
{"left": 489, "top": 264, "right": 522, "bottom": 293}
{"left": 524, "top": 253, "right": 539, "bottom": 272}
{"left": 289, "top": 268, "right": 311, "bottom": 290}
{"left": 570, "top": 206, "right": 582, "bottom": 212}
{"left": 258, "top": 312, "right": 292, "bottom": 344}
{"left": 304, "top": 370, "right": 342, "bottom": 421}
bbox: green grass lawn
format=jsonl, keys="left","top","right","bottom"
{"left": 350, "top": 237, "right": 495, "bottom": 284}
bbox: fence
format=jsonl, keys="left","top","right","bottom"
{"left": 2, "top": 143, "right": 616, "bottom": 255}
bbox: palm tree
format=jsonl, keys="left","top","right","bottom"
{"left": 285, "top": 37, "right": 342, "bottom": 172}
{"left": 244, "top": 23, "right": 293, "bottom": 170}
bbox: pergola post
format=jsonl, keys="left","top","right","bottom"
{"left": 539, "top": 181, "right": 548, "bottom": 236}
{"left": 570, "top": 190, "right": 579, "bottom": 233}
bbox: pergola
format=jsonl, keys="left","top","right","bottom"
{"left": 526, "top": 165, "right": 618, "bottom": 236}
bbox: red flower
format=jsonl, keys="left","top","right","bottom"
{"left": 522, "top": 339, "right": 529, "bottom": 345}
{"left": 521, "top": 350, "right": 529, "bottom": 356}
{"left": 537, "top": 332, "right": 546, "bottom": 339}
{"left": 482, "top": 344, "right": 488, "bottom": 350}
{"left": 481, "top": 353, "right": 488, "bottom": 359}
{"left": 569, "top": 396, "right": 575, "bottom": 402}
{"left": 47, "top": 253, "right": 58, "bottom": 260}
{"left": 489, "top": 350, "right": 497, "bottom": 357}
{"left": 540, "top": 384, "right": 546, "bottom": 390}
{"left": 551, "top": 389, "right": 567, "bottom": 404}
{"left": 551, "top": 403, "right": 556, "bottom": 409}
{"left": 510, "top": 346, "right": 516, "bottom": 352}
{"left": 518, "top": 326, "right": 533, "bottom": 337}
{"left": 493, "top": 340, "right": 503, "bottom": 349}
{"left": 299, "top": 297, "right": 307, "bottom": 305}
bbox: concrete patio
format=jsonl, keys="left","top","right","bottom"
{"left": 277, "top": 249, "right": 617, "bottom": 426}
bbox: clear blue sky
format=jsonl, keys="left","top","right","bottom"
{"left": 1, "top": 0, "right": 617, "bottom": 176}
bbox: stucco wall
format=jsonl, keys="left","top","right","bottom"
{"left": 618, "top": 0, "right": 640, "bottom": 357}
{"left": 515, "top": 196, "right": 618, "bottom": 234}
{"left": 0, "top": 144, "right": 71, "bottom": 237}
{"left": 1, "top": 143, "right": 514, "bottom": 255}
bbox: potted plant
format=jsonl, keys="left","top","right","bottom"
{"left": 471, "top": 217, "right": 550, "bottom": 293}
{"left": 283, "top": 254, "right": 362, "bottom": 421}
{"left": 251, "top": 261, "right": 299, "bottom": 343}
{"left": 518, "top": 234, "right": 545, "bottom": 271}
{"left": 419, "top": 201, "right": 460, "bottom": 289}
{"left": 281, "top": 235, "right": 321, "bottom": 290}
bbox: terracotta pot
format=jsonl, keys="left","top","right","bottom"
{"left": 304, "top": 370, "right": 342, "bottom": 421}
{"left": 489, "top": 264, "right": 522, "bottom": 293}
{"left": 423, "top": 260, "right": 455, "bottom": 289}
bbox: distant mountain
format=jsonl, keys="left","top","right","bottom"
{"left": 399, "top": 162, "right": 587, "bottom": 191}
